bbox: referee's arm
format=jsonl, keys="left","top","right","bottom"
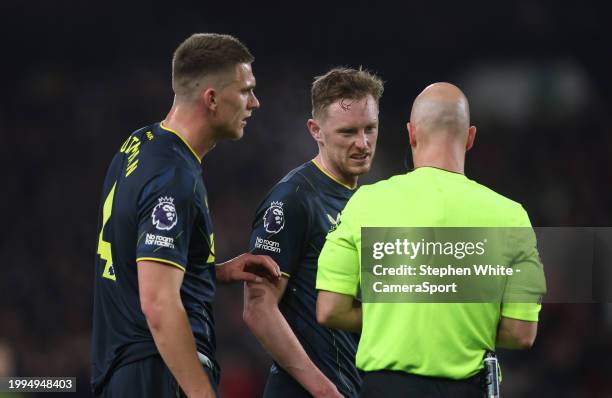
{"left": 315, "top": 199, "right": 362, "bottom": 333}
{"left": 316, "top": 291, "right": 362, "bottom": 333}
{"left": 496, "top": 316, "right": 538, "bottom": 349}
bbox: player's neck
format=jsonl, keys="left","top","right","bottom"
{"left": 412, "top": 146, "right": 466, "bottom": 174}
{"left": 163, "top": 104, "right": 216, "bottom": 160}
{"left": 313, "top": 154, "right": 358, "bottom": 189}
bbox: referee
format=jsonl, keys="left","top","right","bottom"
{"left": 315, "top": 83, "right": 546, "bottom": 397}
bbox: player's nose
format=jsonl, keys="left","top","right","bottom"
{"left": 354, "top": 130, "right": 369, "bottom": 150}
{"left": 248, "top": 92, "right": 260, "bottom": 110}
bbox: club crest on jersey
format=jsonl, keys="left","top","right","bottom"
{"left": 152, "top": 196, "right": 178, "bottom": 231}
{"left": 263, "top": 201, "right": 285, "bottom": 234}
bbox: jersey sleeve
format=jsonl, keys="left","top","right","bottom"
{"left": 135, "top": 166, "right": 197, "bottom": 271}
{"left": 249, "top": 183, "right": 307, "bottom": 277}
{"left": 501, "top": 206, "right": 546, "bottom": 321}
{"left": 316, "top": 193, "right": 361, "bottom": 297}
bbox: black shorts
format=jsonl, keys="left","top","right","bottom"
{"left": 263, "top": 365, "right": 311, "bottom": 398}
{"left": 98, "top": 355, "right": 219, "bottom": 398}
{"left": 360, "top": 370, "right": 484, "bottom": 398}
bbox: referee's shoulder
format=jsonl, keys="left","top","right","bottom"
{"left": 347, "top": 175, "right": 400, "bottom": 208}
{"left": 467, "top": 177, "right": 530, "bottom": 217}
{"left": 354, "top": 173, "right": 403, "bottom": 194}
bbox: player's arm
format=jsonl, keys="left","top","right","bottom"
{"left": 216, "top": 253, "right": 281, "bottom": 284}
{"left": 245, "top": 185, "right": 339, "bottom": 397}
{"left": 138, "top": 260, "right": 214, "bottom": 398}
{"left": 243, "top": 277, "right": 342, "bottom": 398}
{"left": 496, "top": 316, "right": 538, "bottom": 349}
{"left": 316, "top": 291, "right": 362, "bottom": 333}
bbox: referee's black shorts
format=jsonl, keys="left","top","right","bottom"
{"left": 98, "top": 355, "right": 219, "bottom": 398}
{"left": 360, "top": 370, "right": 484, "bottom": 398}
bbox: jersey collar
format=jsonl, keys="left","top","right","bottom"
{"left": 311, "top": 159, "right": 356, "bottom": 190}
{"left": 159, "top": 121, "right": 202, "bottom": 164}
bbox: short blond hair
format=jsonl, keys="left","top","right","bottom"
{"left": 311, "top": 67, "right": 384, "bottom": 119}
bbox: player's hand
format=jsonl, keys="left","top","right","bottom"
{"left": 216, "top": 253, "right": 281, "bottom": 284}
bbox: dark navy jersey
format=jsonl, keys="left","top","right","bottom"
{"left": 91, "top": 122, "right": 218, "bottom": 394}
{"left": 249, "top": 160, "right": 361, "bottom": 397}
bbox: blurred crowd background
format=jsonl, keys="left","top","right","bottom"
{"left": 1, "top": 1, "right": 611, "bottom": 397}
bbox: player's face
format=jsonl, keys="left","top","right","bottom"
{"left": 318, "top": 95, "right": 379, "bottom": 179}
{"left": 215, "top": 63, "right": 260, "bottom": 140}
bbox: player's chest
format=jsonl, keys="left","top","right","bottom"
{"left": 308, "top": 195, "right": 349, "bottom": 243}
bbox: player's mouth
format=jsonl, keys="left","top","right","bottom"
{"left": 349, "top": 153, "right": 370, "bottom": 164}
{"left": 241, "top": 115, "right": 251, "bottom": 127}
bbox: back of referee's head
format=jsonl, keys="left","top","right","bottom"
{"left": 407, "top": 83, "right": 477, "bottom": 161}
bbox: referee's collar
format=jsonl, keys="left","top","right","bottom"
{"left": 412, "top": 166, "right": 466, "bottom": 177}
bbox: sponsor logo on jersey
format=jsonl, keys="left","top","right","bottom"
{"left": 327, "top": 212, "right": 341, "bottom": 232}
{"left": 254, "top": 236, "right": 281, "bottom": 253}
{"left": 145, "top": 233, "right": 175, "bottom": 249}
{"left": 152, "top": 196, "right": 178, "bottom": 230}
{"left": 263, "top": 201, "right": 285, "bottom": 234}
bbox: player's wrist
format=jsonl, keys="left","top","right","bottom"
{"left": 184, "top": 380, "right": 215, "bottom": 398}
{"left": 310, "top": 381, "right": 340, "bottom": 398}
{"left": 215, "top": 254, "right": 247, "bottom": 283}
{"left": 214, "top": 262, "right": 231, "bottom": 283}
{"left": 304, "top": 372, "right": 339, "bottom": 398}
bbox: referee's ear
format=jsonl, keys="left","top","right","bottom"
{"left": 407, "top": 122, "right": 417, "bottom": 148}
{"left": 466, "top": 125, "right": 477, "bottom": 151}
{"left": 307, "top": 118, "right": 323, "bottom": 144}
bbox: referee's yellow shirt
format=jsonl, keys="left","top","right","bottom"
{"left": 316, "top": 167, "right": 545, "bottom": 379}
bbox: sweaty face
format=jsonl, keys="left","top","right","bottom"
{"left": 318, "top": 95, "right": 379, "bottom": 180}
{"left": 214, "top": 63, "right": 260, "bottom": 140}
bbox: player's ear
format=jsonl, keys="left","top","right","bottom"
{"left": 466, "top": 125, "right": 477, "bottom": 151}
{"left": 407, "top": 122, "right": 417, "bottom": 148}
{"left": 307, "top": 119, "right": 323, "bottom": 144}
{"left": 202, "top": 88, "right": 217, "bottom": 111}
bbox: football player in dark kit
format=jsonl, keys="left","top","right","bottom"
{"left": 243, "top": 68, "right": 384, "bottom": 398}
{"left": 91, "top": 33, "right": 280, "bottom": 398}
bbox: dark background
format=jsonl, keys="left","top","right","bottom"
{"left": 1, "top": 1, "right": 611, "bottom": 396}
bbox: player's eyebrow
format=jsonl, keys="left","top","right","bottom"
{"left": 337, "top": 127, "right": 358, "bottom": 134}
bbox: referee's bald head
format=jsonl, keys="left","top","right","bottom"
{"left": 410, "top": 82, "right": 470, "bottom": 138}
{"left": 407, "top": 83, "right": 477, "bottom": 172}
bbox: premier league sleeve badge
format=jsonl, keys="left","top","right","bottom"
{"left": 263, "top": 201, "right": 285, "bottom": 234}
{"left": 152, "top": 196, "right": 178, "bottom": 231}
